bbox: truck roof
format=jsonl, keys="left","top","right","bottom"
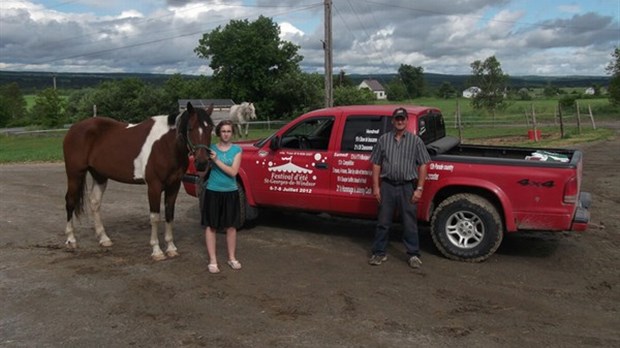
{"left": 304, "top": 104, "right": 441, "bottom": 117}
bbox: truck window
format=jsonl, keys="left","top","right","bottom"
{"left": 281, "top": 117, "right": 335, "bottom": 150}
{"left": 341, "top": 116, "right": 392, "bottom": 152}
{"left": 418, "top": 113, "right": 446, "bottom": 144}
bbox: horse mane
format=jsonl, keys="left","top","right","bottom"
{"left": 170, "top": 103, "right": 215, "bottom": 143}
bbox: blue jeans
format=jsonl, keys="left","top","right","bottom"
{"left": 371, "top": 181, "right": 420, "bottom": 257}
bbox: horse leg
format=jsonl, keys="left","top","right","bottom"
{"left": 236, "top": 123, "right": 243, "bottom": 138}
{"left": 147, "top": 184, "right": 166, "bottom": 261}
{"left": 244, "top": 122, "right": 249, "bottom": 137}
{"left": 64, "top": 169, "right": 87, "bottom": 249}
{"left": 163, "top": 183, "right": 181, "bottom": 258}
{"left": 89, "top": 177, "right": 113, "bottom": 247}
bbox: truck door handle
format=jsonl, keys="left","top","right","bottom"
{"left": 315, "top": 163, "right": 328, "bottom": 169}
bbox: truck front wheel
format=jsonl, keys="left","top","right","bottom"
{"left": 431, "top": 194, "right": 503, "bottom": 262}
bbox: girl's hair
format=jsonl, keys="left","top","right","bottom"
{"left": 215, "top": 120, "right": 235, "bottom": 136}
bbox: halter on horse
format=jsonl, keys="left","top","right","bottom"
{"left": 229, "top": 102, "right": 257, "bottom": 138}
{"left": 63, "top": 102, "right": 214, "bottom": 260}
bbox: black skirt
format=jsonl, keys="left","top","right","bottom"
{"left": 201, "top": 189, "right": 241, "bottom": 229}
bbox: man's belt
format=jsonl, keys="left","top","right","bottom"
{"left": 382, "top": 178, "right": 411, "bottom": 186}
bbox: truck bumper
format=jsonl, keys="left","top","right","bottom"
{"left": 571, "top": 192, "right": 591, "bottom": 231}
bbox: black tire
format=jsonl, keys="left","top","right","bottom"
{"left": 238, "top": 185, "right": 259, "bottom": 229}
{"left": 430, "top": 193, "right": 503, "bottom": 262}
{"left": 238, "top": 185, "right": 247, "bottom": 228}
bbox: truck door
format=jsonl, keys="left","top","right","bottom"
{"left": 256, "top": 116, "right": 335, "bottom": 210}
{"left": 330, "top": 115, "right": 392, "bottom": 217}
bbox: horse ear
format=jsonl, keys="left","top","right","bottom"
{"left": 186, "top": 102, "right": 194, "bottom": 113}
{"left": 207, "top": 103, "right": 214, "bottom": 114}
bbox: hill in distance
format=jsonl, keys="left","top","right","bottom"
{"left": 0, "top": 70, "right": 610, "bottom": 92}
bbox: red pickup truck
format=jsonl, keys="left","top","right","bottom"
{"left": 183, "top": 105, "right": 591, "bottom": 262}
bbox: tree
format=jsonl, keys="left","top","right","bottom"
{"left": 397, "top": 64, "right": 425, "bottom": 98}
{"left": 543, "top": 83, "right": 559, "bottom": 97}
{"left": 606, "top": 47, "right": 620, "bottom": 106}
{"left": 265, "top": 71, "right": 323, "bottom": 118}
{"left": 385, "top": 78, "right": 407, "bottom": 101}
{"left": 335, "top": 70, "right": 353, "bottom": 87}
{"left": 0, "top": 82, "right": 27, "bottom": 127}
{"left": 94, "top": 79, "right": 169, "bottom": 122}
{"left": 469, "top": 56, "right": 509, "bottom": 118}
{"left": 333, "top": 86, "right": 375, "bottom": 106}
{"left": 30, "top": 88, "right": 66, "bottom": 128}
{"left": 194, "top": 16, "right": 303, "bottom": 117}
{"left": 437, "top": 81, "right": 456, "bottom": 99}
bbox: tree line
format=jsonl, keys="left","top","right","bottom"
{"left": 1, "top": 16, "right": 618, "bottom": 128}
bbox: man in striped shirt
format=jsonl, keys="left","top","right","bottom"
{"left": 368, "top": 107, "right": 431, "bottom": 268}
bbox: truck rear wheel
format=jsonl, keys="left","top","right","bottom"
{"left": 431, "top": 193, "right": 503, "bottom": 262}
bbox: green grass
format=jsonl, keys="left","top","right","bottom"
{"left": 0, "top": 134, "right": 65, "bottom": 163}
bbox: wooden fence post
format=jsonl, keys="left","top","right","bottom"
{"left": 456, "top": 98, "right": 462, "bottom": 141}
{"left": 588, "top": 104, "right": 596, "bottom": 129}
{"left": 558, "top": 102, "right": 565, "bottom": 138}
{"left": 575, "top": 100, "right": 582, "bottom": 134}
{"left": 524, "top": 109, "right": 530, "bottom": 126}
{"left": 531, "top": 103, "right": 539, "bottom": 142}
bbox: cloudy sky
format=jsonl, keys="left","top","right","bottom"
{"left": 1, "top": 0, "right": 618, "bottom": 76}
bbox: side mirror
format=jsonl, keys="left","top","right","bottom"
{"left": 269, "top": 135, "right": 281, "bottom": 151}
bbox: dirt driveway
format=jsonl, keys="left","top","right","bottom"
{"left": 1, "top": 130, "right": 619, "bottom": 347}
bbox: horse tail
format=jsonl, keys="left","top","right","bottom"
{"left": 64, "top": 169, "right": 87, "bottom": 220}
{"left": 75, "top": 175, "right": 87, "bottom": 218}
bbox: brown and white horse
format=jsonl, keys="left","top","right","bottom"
{"left": 63, "top": 102, "right": 214, "bottom": 260}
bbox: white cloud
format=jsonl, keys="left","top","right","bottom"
{"left": 0, "top": 0, "right": 616, "bottom": 76}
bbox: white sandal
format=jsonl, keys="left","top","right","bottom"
{"left": 208, "top": 263, "right": 220, "bottom": 274}
{"left": 227, "top": 260, "right": 242, "bottom": 270}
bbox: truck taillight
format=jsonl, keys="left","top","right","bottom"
{"left": 563, "top": 176, "right": 578, "bottom": 204}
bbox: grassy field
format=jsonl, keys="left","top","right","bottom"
{"left": 5, "top": 95, "right": 616, "bottom": 163}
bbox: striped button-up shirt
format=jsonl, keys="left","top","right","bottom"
{"left": 370, "top": 130, "right": 431, "bottom": 181}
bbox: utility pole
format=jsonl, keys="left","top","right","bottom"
{"left": 324, "top": 0, "right": 333, "bottom": 108}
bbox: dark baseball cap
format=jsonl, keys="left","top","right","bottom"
{"left": 392, "top": 108, "right": 408, "bottom": 119}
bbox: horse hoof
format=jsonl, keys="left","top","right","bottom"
{"left": 166, "top": 250, "right": 179, "bottom": 258}
{"left": 100, "top": 240, "right": 113, "bottom": 248}
{"left": 152, "top": 253, "right": 167, "bottom": 261}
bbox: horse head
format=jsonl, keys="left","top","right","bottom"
{"left": 180, "top": 102, "right": 214, "bottom": 171}
{"left": 244, "top": 102, "right": 257, "bottom": 120}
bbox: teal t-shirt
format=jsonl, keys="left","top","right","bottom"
{"left": 205, "top": 144, "right": 242, "bottom": 192}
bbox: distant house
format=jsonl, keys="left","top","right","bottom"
{"left": 462, "top": 86, "right": 481, "bottom": 99}
{"left": 358, "top": 79, "right": 387, "bottom": 100}
{"left": 584, "top": 87, "right": 595, "bottom": 95}
{"left": 178, "top": 99, "right": 235, "bottom": 124}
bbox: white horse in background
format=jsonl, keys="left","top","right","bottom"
{"left": 229, "top": 102, "right": 257, "bottom": 137}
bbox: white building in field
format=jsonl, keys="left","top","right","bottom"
{"left": 462, "top": 86, "right": 481, "bottom": 98}
{"left": 358, "top": 79, "right": 387, "bottom": 100}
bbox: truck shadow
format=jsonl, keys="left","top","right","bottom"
{"left": 496, "top": 232, "right": 563, "bottom": 258}
{"left": 250, "top": 210, "right": 439, "bottom": 257}
{"left": 250, "top": 210, "right": 567, "bottom": 260}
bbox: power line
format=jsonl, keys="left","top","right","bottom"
{"left": 34, "top": 3, "right": 323, "bottom": 65}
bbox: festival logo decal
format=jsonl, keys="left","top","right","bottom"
{"left": 257, "top": 153, "right": 326, "bottom": 193}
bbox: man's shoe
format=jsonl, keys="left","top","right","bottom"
{"left": 369, "top": 254, "right": 388, "bottom": 265}
{"left": 408, "top": 256, "right": 422, "bottom": 269}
